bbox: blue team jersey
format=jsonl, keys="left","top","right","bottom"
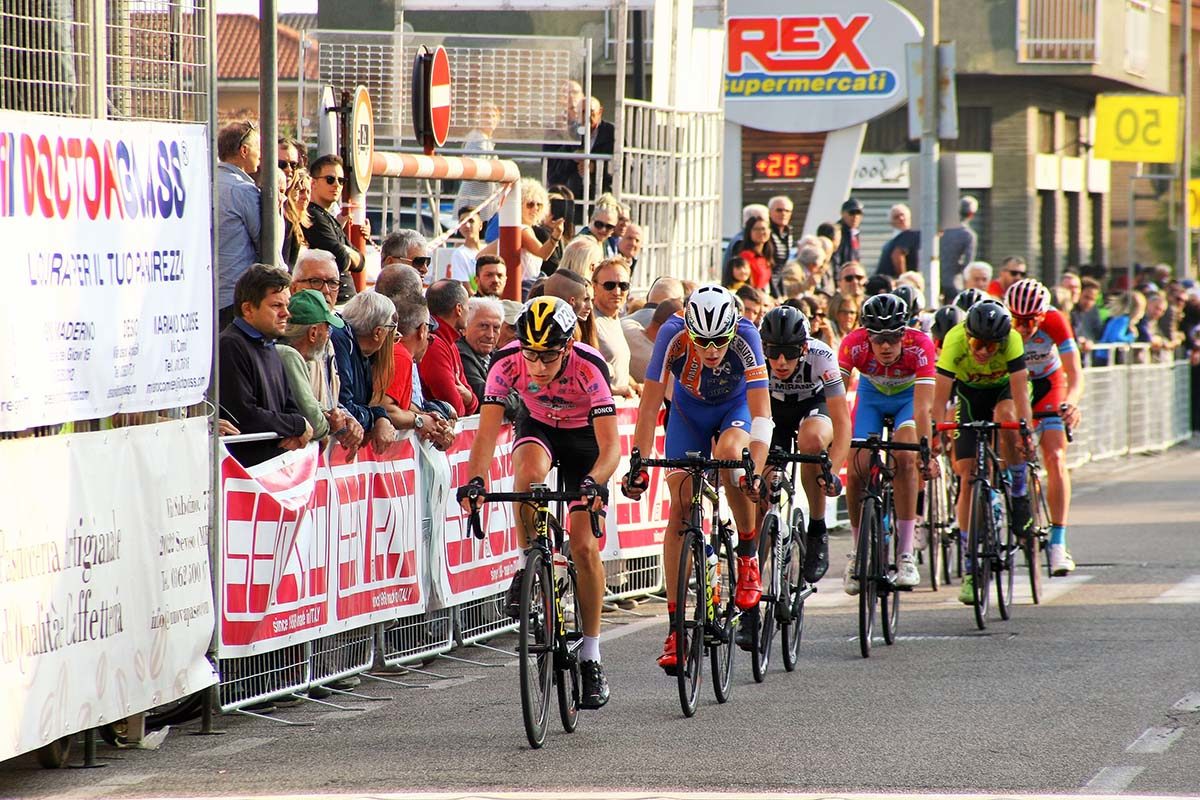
{"left": 646, "top": 314, "right": 768, "bottom": 405}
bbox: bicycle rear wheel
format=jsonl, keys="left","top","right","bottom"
{"left": 555, "top": 563, "right": 582, "bottom": 733}
{"left": 779, "top": 508, "right": 805, "bottom": 672}
{"left": 710, "top": 526, "right": 737, "bottom": 703}
{"left": 1024, "top": 470, "right": 1045, "bottom": 604}
{"left": 857, "top": 497, "right": 878, "bottom": 658}
{"left": 518, "top": 551, "right": 554, "bottom": 748}
{"left": 996, "top": 494, "right": 1016, "bottom": 621}
{"left": 674, "top": 528, "right": 703, "bottom": 718}
{"left": 750, "top": 512, "right": 780, "bottom": 683}
{"left": 967, "top": 482, "right": 993, "bottom": 630}
{"left": 924, "top": 471, "right": 942, "bottom": 591}
{"left": 880, "top": 492, "right": 900, "bottom": 645}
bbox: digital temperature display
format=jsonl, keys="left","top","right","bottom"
{"left": 752, "top": 151, "right": 814, "bottom": 182}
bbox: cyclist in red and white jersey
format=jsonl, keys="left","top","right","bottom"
{"left": 1005, "top": 279, "right": 1083, "bottom": 575}
{"left": 459, "top": 296, "right": 620, "bottom": 709}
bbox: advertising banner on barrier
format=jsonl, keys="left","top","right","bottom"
{"left": 218, "top": 436, "right": 425, "bottom": 657}
{"left": 0, "top": 111, "right": 212, "bottom": 432}
{"left": 431, "top": 401, "right": 671, "bottom": 607}
{"left": 0, "top": 418, "right": 216, "bottom": 762}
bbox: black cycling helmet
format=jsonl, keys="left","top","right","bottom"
{"left": 860, "top": 293, "right": 909, "bottom": 334}
{"left": 893, "top": 285, "right": 924, "bottom": 322}
{"left": 930, "top": 305, "right": 966, "bottom": 343}
{"left": 964, "top": 298, "right": 1012, "bottom": 342}
{"left": 516, "top": 296, "right": 576, "bottom": 351}
{"left": 953, "top": 288, "right": 987, "bottom": 313}
{"left": 760, "top": 305, "right": 811, "bottom": 346}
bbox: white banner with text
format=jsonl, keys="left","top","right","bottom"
{"left": 0, "top": 418, "right": 216, "bottom": 762}
{"left": 0, "top": 111, "right": 212, "bottom": 431}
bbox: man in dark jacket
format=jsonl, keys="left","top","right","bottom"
{"left": 219, "top": 264, "right": 313, "bottom": 466}
{"left": 305, "top": 154, "right": 368, "bottom": 304}
{"left": 831, "top": 197, "right": 864, "bottom": 271}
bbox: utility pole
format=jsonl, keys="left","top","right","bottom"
{"left": 259, "top": 0, "right": 279, "bottom": 267}
{"left": 918, "top": 0, "right": 940, "bottom": 296}
{"left": 1179, "top": 0, "right": 1193, "bottom": 278}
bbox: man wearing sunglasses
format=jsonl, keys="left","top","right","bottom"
{"left": 760, "top": 306, "right": 851, "bottom": 585}
{"left": 623, "top": 285, "right": 772, "bottom": 673}
{"left": 838, "top": 293, "right": 939, "bottom": 592}
{"left": 305, "top": 154, "right": 367, "bottom": 304}
{"left": 1004, "top": 279, "right": 1083, "bottom": 576}
{"left": 459, "top": 296, "right": 620, "bottom": 710}
{"left": 591, "top": 257, "right": 639, "bottom": 398}
{"left": 987, "top": 255, "right": 1028, "bottom": 300}
{"left": 931, "top": 299, "right": 1033, "bottom": 604}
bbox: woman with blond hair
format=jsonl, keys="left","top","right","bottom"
{"left": 558, "top": 235, "right": 603, "bottom": 279}
{"left": 481, "top": 177, "right": 563, "bottom": 278}
{"left": 282, "top": 168, "right": 313, "bottom": 268}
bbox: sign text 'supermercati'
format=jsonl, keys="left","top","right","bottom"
{"left": 0, "top": 111, "right": 212, "bottom": 432}
{"left": 0, "top": 418, "right": 216, "bottom": 761}
{"left": 724, "top": 0, "right": 923, "bottom": 134}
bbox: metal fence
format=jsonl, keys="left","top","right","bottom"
{"left": 620, "top": 99, "right": 723, "bottom": 290}
{"left": 1017, "top": 0, "right": 1100, "bottom": 63}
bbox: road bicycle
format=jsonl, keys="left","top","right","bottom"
{"left": 917, "top": 445, "right": 957, "bottom": 591}
{"left": 462, "top": 483, "right": 601, "bottom": 749}
{"left": 1022, "top": 407, "right": 1076, "bottom": 603}
{"left": 747, "top": 446, "right": 835, "bottom": 680}
{"left": 935, "top": 419, "right": 1029, "bottom": 629}
{"left": 849, "top": 417, "right": 930, "bottom": 658}
{"left": 627, "top": 447, "right": 753, "bottom": 718}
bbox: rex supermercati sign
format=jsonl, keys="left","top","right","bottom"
{"left": 724, "top": 0, "right": 923, "bottom": 134}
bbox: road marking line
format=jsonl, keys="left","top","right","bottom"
{"left": 113, "top": 790, "right": 1200, "bottom": 800}
{"left": 188, "top": 735, "right": 275, "bottom": 759}
{"left": 1126, "top": 725, "right": 1184, "bottom": 753}
{"left": 938, "top": 573, "right": 1093, "bottom": 606}
{"left": 1151, "top": 575, "right": 1200, "bottom": 604}
{"left": 1082, "top": 765, "right": 1145, "bottom": 793}
{"left": 1172, "top": 691, "right": 1200, "bottom": 712}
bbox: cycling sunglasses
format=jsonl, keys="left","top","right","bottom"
{"left": 868, "top": 331, "right": 904, "bottom": 345}
{"left": 597, "top": 280, "right": 630, "bottom": 292}
{"left": 968, "top": 336, "right": 1002, "bottom": 351}
{"left": 690, "top": 331, "right": 736, "bottom": 350}
{"left": 521, "top": 348, "right": 565, "bottom": 364}
{"left": 1012, "top": 313, "right": 1044, "bottom": 326}
{"left": 765, "top": 344, "right": 804, "bottom": 360}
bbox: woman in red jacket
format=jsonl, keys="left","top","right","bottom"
{"left": 738, "top": 215, "right": 776, "bottom": 293}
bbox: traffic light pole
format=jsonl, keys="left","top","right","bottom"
{"left": 918, "top": 0, "right": 940, "bottom": 297}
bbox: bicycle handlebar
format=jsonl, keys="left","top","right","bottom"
{"left": 935, "top": 420, "right": 1027, "bottom": 432}
{"left": 766, "top": 448, "right": 835, "bottom": 488}
{"left": 628, "top": 446, "right": 754, "bottom": 475}
{"left": 462, "top": 487, "right": 604, "bottom": 541}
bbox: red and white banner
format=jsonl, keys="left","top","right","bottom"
{"left": 0, "top": 418, "right": 215, "bottom": 762}
{"left": 218, "top": 435, "right": 424, "bottom": 657}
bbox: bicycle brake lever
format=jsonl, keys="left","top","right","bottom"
{"left": 589, "top": 508, "right": 603, "bottom": 539}
{"left": 469, "top": 510, "right": 484, "bottom": 540}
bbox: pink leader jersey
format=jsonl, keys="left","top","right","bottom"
{"left": 837, "top": 327, "right": 937, "bottom": 395}
{"left": 483, "top": 341, "right": 616, "bottom": 428}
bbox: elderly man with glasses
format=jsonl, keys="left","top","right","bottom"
{"left": 381, "top": 229, "right": 433, "bottom": 285}
{"left": 305, "top": 154, "right": 369, "bottom": 305}
{"left": 838, "top": 262, "right": 868, "bottom": 300}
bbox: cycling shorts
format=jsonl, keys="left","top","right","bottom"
{"left": 771, "top": 397, "right": 829, "bottom": 451}
{"left": 1032, "top": 371, "right": 1066, "bottom": 432}
{"left": 665, "top": 389, "right": 751, "bottom": 461}
{"left": 514, "top": 414, "right": 600, "bottom": 506}
{"left": 853, "top": 379, "right": 915, "bottom": 439}
{"left": 952, "top": 382, "right": 1012, "bottom": 461}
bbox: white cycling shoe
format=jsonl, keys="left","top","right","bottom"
{"left": 893, "top": 553, "right": 920, "bottom": 588}
{"left": 1049, "top": 544, "right": 1076, "bottom": 576}
{"left": 843, "top": 555, "right": 859, "bottom": 596}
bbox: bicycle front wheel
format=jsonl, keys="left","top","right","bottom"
{"left": 709, "top": 526, "right": 737, "bottom": 703}
{"left": 674, "top": 528, "right": 703, "bottom": 718}
{"left": 750, "top": 512, "right": 780, "bottom": 683}
{"left": 555, "top": 563, "right": 582, "bottom": 733}
{"left": 857, "top": 497, "right": 879, "bottom": 658}
{"left": 518, "top": 551, "right": 555, "bottom": 749}
{"left": 880, "top": 495, "right": 900, "bottom": 645}
{"left": 779, "top": 508, "right": 805, "bottom": 672}
{"left": 996, "top": 495, "right": 1016, "bottom": 621}
{"left": 967, "top": 482, "right": 993, "bottom": 630}
{"left": 924, "top": 471, "right": 942, "bottom": 591}
{"left": 1027, "top": 469, "right": 1047, "bottom": 602}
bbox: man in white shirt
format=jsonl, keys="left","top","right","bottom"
{"left": 448, "top": 207, "right": 481, "bottom": 288}
{"left": 591, "top": 258, "right": 639, "bottom": 397}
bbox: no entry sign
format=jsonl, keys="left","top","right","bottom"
{"left": 412, "top": 45, "right": 452, "bottom": 153}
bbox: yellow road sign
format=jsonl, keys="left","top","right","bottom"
{"left": 1189, "top": 179, "right": 1200, "bottom": 230}
{"left": 1094, "top": 95, "right": 1180, "bottom": 163}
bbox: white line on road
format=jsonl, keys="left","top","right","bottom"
{"left": 1151, "top": 575, "right": 1200, "bottom": 604}
{"left": 1172, "top": 691, "right": 1200, "bottom": 712}
{"left": 1126, "top": 726, "right": 1184, "bottom": 754}
{"left": 1082, "top": 765, "right": 1145, "bottom": 793}
{"left": 123, "top": 790, "right": 1200, "bottom": 800}
{"left": 939, "top": 574, "right": 1094, "bottom": 606}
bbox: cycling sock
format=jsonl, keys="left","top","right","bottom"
{"left": 1049, "top": 524, "right": 1067, "bottom": 547}
{"left": 897, "top": 519, "right": 916, "bottom": 556}
{"left": 1008, "top": 463, "right": 1028, "bottom": 497}
{"left": 736, "top": 531, "right": 757, "bottom": 557}
{"left": 849, "top": 523, "right": 859, "bottom": 552}
{"left": 667, "top": 602, "right": 677, "bottom": 628}
{"left": 807, "top": 518, "right": 827, "bottom": 538}
{"left": 581, "top": 635, "right": 600, "bottom": 662}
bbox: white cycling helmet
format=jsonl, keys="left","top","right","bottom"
{"left": 685, "top": 284, "right": 739, "bottom": 340}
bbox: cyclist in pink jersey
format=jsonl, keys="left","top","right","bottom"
{"left": 459, "top": 296, "right": 619, "bottom": 710}
{"left": 837, "top": 293, "right": 938, "bottom": 592}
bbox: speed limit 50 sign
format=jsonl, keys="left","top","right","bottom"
{"left": 1094, "top": 94, "right": 1181, "bottom": 163}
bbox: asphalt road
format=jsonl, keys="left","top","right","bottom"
{"left": 3, "top": 445, "right": 1200, "bottom": 800}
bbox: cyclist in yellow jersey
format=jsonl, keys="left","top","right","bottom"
{"left": 931, "top": 299, "right": 1033, "bottom": 604}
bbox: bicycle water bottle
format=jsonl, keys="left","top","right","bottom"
{"left": 989, "top": 489, "right": 1005, "bottom": 532}
{"left": 704, "top": 544, "right": 719, "bottom": 619}
{"left": 552, "top": 551, "right": 570, "bottom": 586}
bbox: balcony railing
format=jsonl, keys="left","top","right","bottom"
{"left": 1017, "top": 0, "right": 1101, "bottom": 63}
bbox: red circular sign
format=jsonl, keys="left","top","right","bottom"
{"left": 428, "top": 46, "right": 451, "bottom": 148}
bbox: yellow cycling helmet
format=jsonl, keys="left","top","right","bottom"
{"left": 516, "top": 296, "right": 577, "bottom": 351}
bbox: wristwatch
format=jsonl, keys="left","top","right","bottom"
{"left": 413, "top": 414, "right": 425, "bottom": 431}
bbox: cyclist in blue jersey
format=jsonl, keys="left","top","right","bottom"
{"left": 622, "top": 285, "right": 772, "bottom": 673}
